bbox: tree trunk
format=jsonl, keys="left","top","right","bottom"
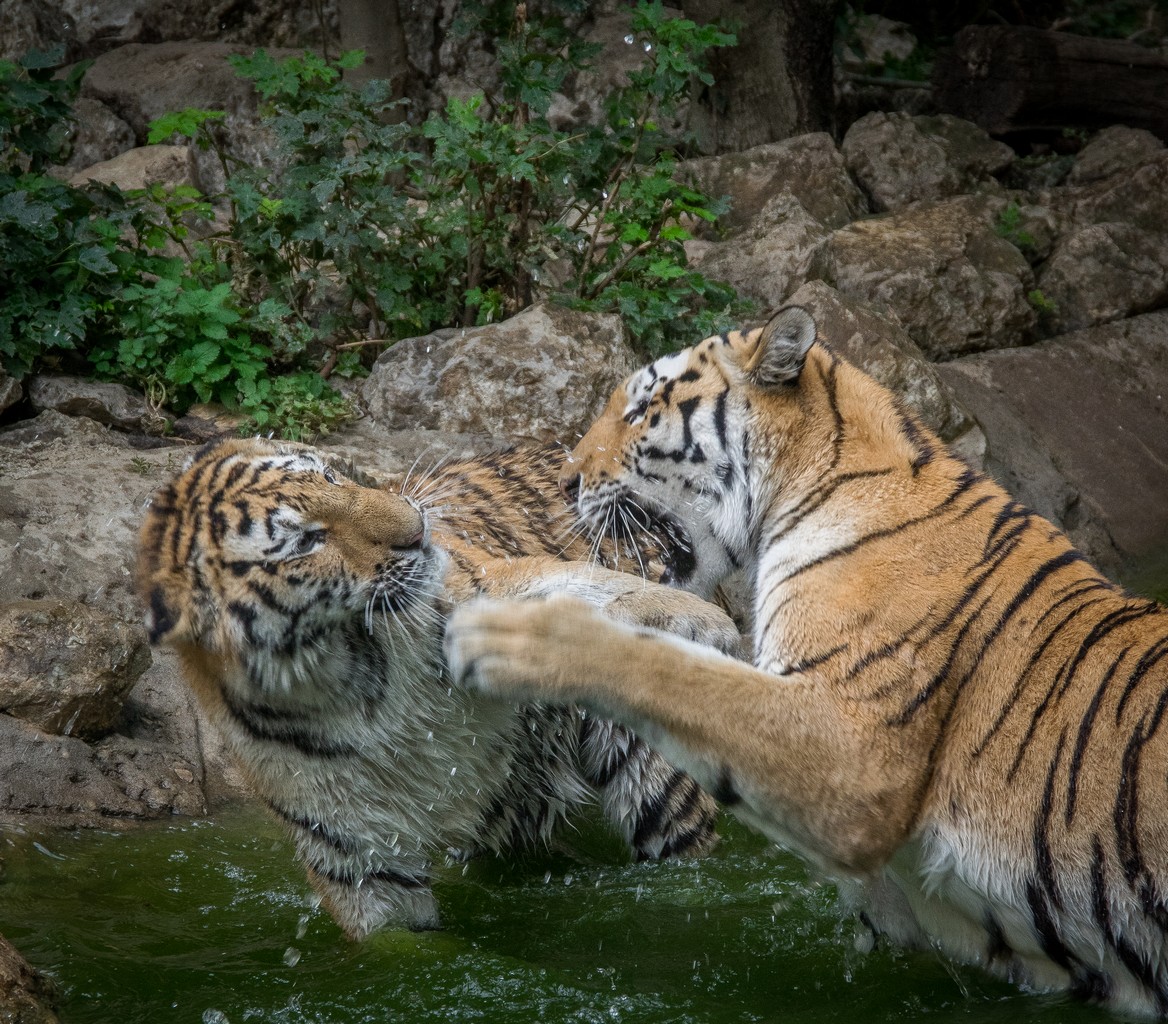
{"left": 682, "top": 0, "right": 841, "bottom": 154}
{"left": 338, "top": 0, "right": 410, "bottom": 120}
{"left": 935, "top": 26, "right": 1168, "bottom": 141}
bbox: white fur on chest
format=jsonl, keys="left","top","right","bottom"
{"left": 219, "top": 625, "right": 531, "bottom": 859}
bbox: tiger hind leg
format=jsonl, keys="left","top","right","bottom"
{"left": 580, "top": 715, "right": 719, "bottom": 860}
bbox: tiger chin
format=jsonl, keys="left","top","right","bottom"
{"left": 137, "top": 437, "right": 741, "bottom": 939}
{"left": 447, "top": 306, "right": 1168, "bottom": 1017}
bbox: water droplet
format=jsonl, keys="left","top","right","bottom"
{"left": 602, "top": 189, "right": 609, "bottom": 200}
{"left": 202, "top": 1011, "right": 230, "bottom": 1024}
{"left": 296, "top": 914, "right": 310, "bottom": 939}
{"left": 283, "top": 947, "right": 301, "bottom": 967}
{"left": 623, "top": 34, "right": 634, "bottom": 45}
{"left": 543, "top": 871, "right": 552, "bottom": 883}
{"left": 643, "top": 40, "right": 652, "bottom": 52}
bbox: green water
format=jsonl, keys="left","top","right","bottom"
{"left": 0, "top": 809, "right": 1108, "bottom": 1024}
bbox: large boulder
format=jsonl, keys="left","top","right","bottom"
{"left": 58, "top": 97, "right": 137, "bottom": 173}
{"left": 0, "top": 0, "right": 317, "bottom": 64}
{"left": 0, "top": 714, "right": 206, "bottom": 824}
{"left": 787, "top": 281, "right": 983, "bottom": 461}
{"left": 1035, "top": 152, "right": 1168, "bottom": 335}
{"left": 0, "top": 600, "right": 150, "bottom": 741}
{"left": 1067, "top": 125, "right": 1165, "bottom": 186}
{"left": 0, "top": 370, "right": 21, "bottom": 416}
{"left": 692, "top": 193, "right": 832, "bottom": 311}
{"left": 67, "top": 144, "right": 195, "bottom": 193}
{"left": 362, "top": 303, "right": 638, "bottom": 443}
{"left": 77, "top": 42, "right": 298, "bottom": 195}
{"left": 935, "top": 309, "right": 1168, "bottom": 583}
{"left": 680, "top": 132, "right": 867, "bottom": 235}
{"left": 806, "top": 195, "right": 1037, "bottom": 360}
{"left": 841, "top": 112, "right": 1014, "bottom": 213}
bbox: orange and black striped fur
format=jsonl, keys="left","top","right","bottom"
{"left": 447, "top": 307, "right": 1168, "bottom": 1015}
{"left": 138, "top": 438, "right": 739, "bottom": 938}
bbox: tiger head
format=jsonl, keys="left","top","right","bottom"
{"left": 561, "top": 306, "right": 843, "bottom": 598}
{"left": 138, "top": 437, "right": 443, "bottom": 691}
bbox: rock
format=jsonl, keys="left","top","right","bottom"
{"left": 0, "top": 933, "right": 59, "bottom": 1024}
{"left": 0, "top": 3, "right": 40, "bottom": 64}
{"left": 0, "top": 715, "right": 206, "bottom": 825}
{"left": 1067, "top": 125, "right": 1165, "bottom": 186}
{"left": 362, "top": 303, "right": 638, "bottom": 443}
{"left": 680, "top": 133, "right": 867, "bottom": 235}
{"left": 67, "top": 144, "right": 196, "bottom": 193}
{"left": 0, "top": 409, "right": 120, "bottom": 447}
{"left": 78, "top": 42, "right": 298, "bottom": 196}
{"left": 0, "top": 0, "right": 318, "bottom": 66}
{"left": 786, "top": 281, "right": 983, "bottom": 459}
{"left": 27, "top": 376, "right": 171, "bottom": 434}
{"left": 806, "top": 195, "right": 1037, "bottom": 360}
{"left": 547, "top": 10, "right": 649, "bottom": 132}
{"left": 58, "top": 97, "right": 136, "bottom": 173}
{"left": 841, "top": 112, "right": 1015, "bottom": 213}
{"left": 852, "top": 13, "right": 917, "bottom": 66}
{"left": 1035, "top": 222, "right": 1168, "bottom": 335}
{"left": 1049, "top": 152, "right": 1168, "bottom": 236}
{"left": 0, "top": 370, "right": 21, "bottom": 416}
{"left": 0, "top": 600, "right": 150, "bottom": 741}
{"left": 1035, "top": 152, "right": 1168, "bottom": 334}
{"left": 693, "top": 193, "right": 831, "bottom": 310}
{"left": 935, "top": 310, "right": 1168, "bottom": 583}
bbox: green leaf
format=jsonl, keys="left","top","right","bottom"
{"left": 77, "top": 245, "right": 117, "bottom": 274}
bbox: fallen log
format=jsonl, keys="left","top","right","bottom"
{"left": 934, "top": 25, "right": 1168, "bottom": 141}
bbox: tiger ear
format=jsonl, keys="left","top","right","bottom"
{"left": 741, "top": 306, "right": 817, "bottom": 388}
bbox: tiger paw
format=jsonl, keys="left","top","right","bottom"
{"left": 602, "top": 588, "right": 746, "bottom": 659}
{"left": 445, "top": 596, "right": 610, "bottom": 701}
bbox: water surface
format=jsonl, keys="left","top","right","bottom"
{"left": 0, "top": 809, "right": 1108, "bottom": 1023}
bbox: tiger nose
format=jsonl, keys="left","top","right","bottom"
{"left": 559, "top": 473, "right": 581, "bottom": 504}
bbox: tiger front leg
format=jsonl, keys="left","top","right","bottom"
{"left": 446, "top": 595, "right": 929, "bottom": 877}
{"left": 302, "top": 859, "right": 439, "bottom": 939}
{"left": 308, "top": 868, "right": 439, "bottom": 939}
{"left": 478, "top": 555, "right": 745, "bottom": 659}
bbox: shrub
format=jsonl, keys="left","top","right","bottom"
{"left": 0, "top": 49, "right": 350, "bottom": 439}
{"left": 155, "top": 1, "right": 744, "bottom": 360}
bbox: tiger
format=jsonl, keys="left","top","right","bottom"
{"left": 446, "top": 305, "right": 1168, "bottom": 1016}
{"left": 137, "top": 436, "right": 743, "bottom": 939}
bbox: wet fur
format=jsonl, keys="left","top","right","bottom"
{"left": 138, "top": 438, "right": 740, "bottom": 937}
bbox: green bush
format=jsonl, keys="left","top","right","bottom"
{"left": 2, "top": 4, "right": 744, "bottom": 441}
{"left": 0, "top": 49, "right": 351, "bottom": 439}
{"left": 155, "top": 1, "right": 744, "bottom": 359}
